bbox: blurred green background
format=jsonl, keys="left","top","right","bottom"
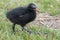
{"left": 0, "top": 0, "right": 60, "bottom": 15}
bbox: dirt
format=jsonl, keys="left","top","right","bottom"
{"left": 31, "top": 13, "right": 60, "bottom": 29}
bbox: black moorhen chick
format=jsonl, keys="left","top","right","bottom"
{"left": 6, "top": 3, "right": 38, "bottom": 33}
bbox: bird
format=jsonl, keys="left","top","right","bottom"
{"left": 6, "top": 3, "right": 38, "bottom": 33}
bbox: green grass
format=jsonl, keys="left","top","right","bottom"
{"left": 0, "top": 0, "right": 60, "bottom": 40}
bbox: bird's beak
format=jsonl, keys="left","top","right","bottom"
{"left": 33, "top": 8, "right": 39, "bottom": 12}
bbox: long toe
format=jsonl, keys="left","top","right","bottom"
{"left": 26, "top": 30, "right": 32, "bottom": 34}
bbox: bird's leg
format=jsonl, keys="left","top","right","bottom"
{"left": 22, "top": 26, "right": 32, "bottom": 34}
{"left": 12, "top": 23, "right": 15, "bottom": 33}
{"left": 22, "top": 26, "right": 39, "bottom": 34}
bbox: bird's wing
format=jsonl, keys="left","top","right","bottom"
{"left": 19, "top": 14, "right": 30, "bottom": 18}
{"left": 19, "top": 15, "right": 24, "bottom": 17}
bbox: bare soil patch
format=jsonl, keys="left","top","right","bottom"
{"left": 31, "top": 13, "right": 60, "bottom": 29}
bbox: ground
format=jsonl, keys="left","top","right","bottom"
{"left": 30, "top": 13, "right": 60, "bottom": 29}
{"left": 0, "top": 0, "right": 60, "bottom": 40}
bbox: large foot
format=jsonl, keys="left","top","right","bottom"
{"left": 22, "top": 27, "right": 32, "bottom": 34}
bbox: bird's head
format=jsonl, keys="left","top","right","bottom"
{"left": 28, "top": 3, "right": 38, "bottom": 12}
